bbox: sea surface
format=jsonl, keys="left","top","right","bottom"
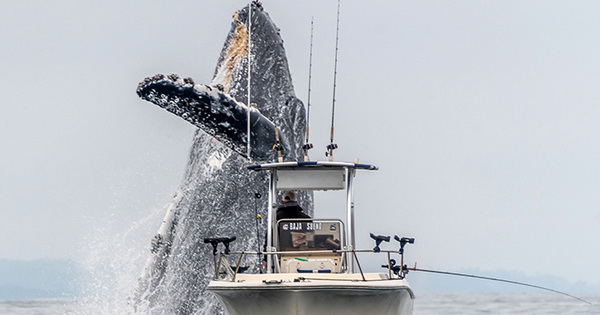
{"left": 1, "top": 293, "right": 599, "bottom": 314}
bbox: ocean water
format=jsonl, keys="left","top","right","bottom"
{"left": 415, "top": 293, "right": 600, "bottom": 314}
{"left": 1, "top": 293, "right": 599, "bottom": 315}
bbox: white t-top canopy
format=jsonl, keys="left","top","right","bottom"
{"left": 247, "top": 161, "right": 378, "bottom": 191}
{"left": 247, "top": 160, "right": 378, "bottom": 171}
{"left": 247, "top": 161, "right": 378, "bottom": 273}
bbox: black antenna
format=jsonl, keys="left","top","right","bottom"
{"left": 303, "top": 17, "right": 314, "bottom": 162}
{"left": 327, "top": 0, "right": 341, "bottom": 162}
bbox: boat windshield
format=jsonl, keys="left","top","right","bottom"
{"left": 274, "top": 218, "right": 345, "bottom": 273}
{"left": 275, "top": 219, "right": 344, "bottom": 252}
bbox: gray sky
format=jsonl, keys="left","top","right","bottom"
{"left": 1, "top": 0, "right": 599, "bottom": 288}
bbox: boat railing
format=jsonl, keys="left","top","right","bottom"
{"left": 207, "top": 248, "right": 409, "bottom": 282}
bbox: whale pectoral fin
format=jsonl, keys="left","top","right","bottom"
{"left": 137, "top": 74, "right": 281, "bottom": 161}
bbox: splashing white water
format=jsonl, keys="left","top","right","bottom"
{"left": 75, "top": 202, "right": 167, "bottom": 314}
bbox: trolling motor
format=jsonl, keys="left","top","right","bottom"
{"left": 369, "top": 233, "right": 390, "bottom": 252}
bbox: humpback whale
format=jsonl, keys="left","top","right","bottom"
{"left": 134, "top": 3, "right": 312, "bottom": 313}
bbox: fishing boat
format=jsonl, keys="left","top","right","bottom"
{"left": 134, "top": 1, "right": 422, "bottom": 312}
{"left": 204, "top": 161, "right": 415, "bottom": 314}
{"left": 136, "top": 1, "right": 593, "bottom": 311}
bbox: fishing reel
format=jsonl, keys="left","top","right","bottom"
{"left": 254, "top": 192, "right": 263, "bottom": 223}
{"left": 302, "top": 143, "right": 313, "bottom": 161}
{"left": 381, "top": 259, "right": 405, "bottom": 278}
{"left": 376, "top": 234, "right": 415, "bottom": 278}
{"left": 325, "top": 143, "right": 338, "bottom": 159}
{"left": 272, "top": 143, "right": 284, "bottom": 153}
{"left": 302, "top": 143, "right": 314, "bottom": 150}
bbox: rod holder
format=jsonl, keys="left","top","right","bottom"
{"left": 204, "top": 236, "right": 237, "bottom": 255}
{"left": 394, "top": 235, "right": 414, "bottom": 255}
{"left": 370, "top": 233, "right": 390, "bottom": 253}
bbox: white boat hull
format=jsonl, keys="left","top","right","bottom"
{"left": 208, "top": 273, "right": 414, "bottom": 315}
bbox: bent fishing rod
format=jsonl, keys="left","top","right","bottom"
{"left": 369, "top": 234, "right": 592, "bottom": 305}
{"left": 406, "top": 266, "right": 593, "bottom": 305}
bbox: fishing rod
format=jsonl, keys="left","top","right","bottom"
{"left": 326, "top": 0, "right": 341, "bottom": 162}
{"left": 246, "top": 1, "right": 253, "bottom": 162}
{"left": 252, "top": 192, "right": 263, "bottom": 273}
{"left": 370, "top": 234, "right": 593, "bottom": 305}
{"left": 407, "top": 266, "right": 593, "bottom": 305}
{"left": 302, "top": 17, "right": 315, "bottom": 162}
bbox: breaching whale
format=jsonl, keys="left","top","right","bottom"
{"left": 134, "top": 3, "right": 311, "bottom": 314}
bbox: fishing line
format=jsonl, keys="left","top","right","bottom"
{"left": 409, "top": 267, "right": 593, "bottom": 305}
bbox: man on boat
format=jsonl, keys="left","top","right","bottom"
{"left": 262, "top": 192, "right": 311, "bottom": 267}
{"left": 276, "top": 191, "right": 310, "bottom": 220}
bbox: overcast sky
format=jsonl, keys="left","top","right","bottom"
{"left": 1, "top": 0, "right": 599, "bottom": 289}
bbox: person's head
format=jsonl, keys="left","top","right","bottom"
{"left": 282, "top": 191, "right": 297, "bottom": 202}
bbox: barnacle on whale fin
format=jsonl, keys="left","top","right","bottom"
{"left": 136, "top": 74, "right": 284, "bottom": 161}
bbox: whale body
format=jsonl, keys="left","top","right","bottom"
{"left": 134, "top": 4, "right": 311, "bottom": 314}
